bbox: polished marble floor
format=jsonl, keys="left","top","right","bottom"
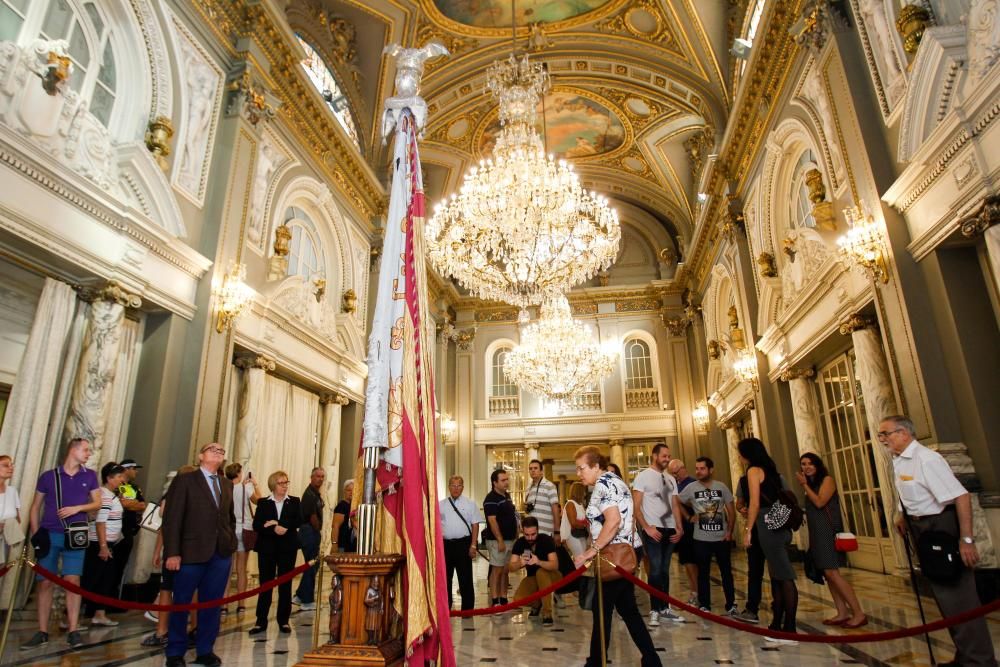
{"left": 1, "top": 554, "right": 998, "bottom": 666}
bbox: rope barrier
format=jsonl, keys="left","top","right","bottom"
{"left": 450, "top": 566, "right": 587, "bottom": 617}
{"left": 613, "top": 563, "right": 1000, "bottom": 643}
{"left": 0, "top": 562, "right": 12, "bottom": 579}
{"left": 30, "top": 559, "right": 314, "bottom": 612}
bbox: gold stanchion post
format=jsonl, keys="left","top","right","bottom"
{"left": 0, "top": 541, "right": 31, "bottom": 660}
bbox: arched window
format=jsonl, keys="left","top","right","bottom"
{"left": 2, "top": 0, "right": 119, "bottom": 126}
{"left": 297, "top": 36, "right": 360, "bottom": 149}
{"left": 790, "top": 150, "right": 819, "bottom": 229}
{"left": 491, "top": 347, "right": 518, "bottom": 397}
{"left": 284, "top": 206, "right": 322, "bottom": 280}
{"left": 746, "top": 0, "right": 767, "bottom": 44}
{"left": 623, "top": 338, "right": 654, "bottom": 390}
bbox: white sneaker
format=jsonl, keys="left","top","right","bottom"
{"left": 660, "top": 610, "right": 685, "bottom": 623}
{"left": 292, "top": 595, "right": 303, "bottom": 606}
{"left": 687, "top": 593, "right": 699, "bottom": 606}
{"left": 648, "top": 610, "right": 660, "bottom": 627}
{"left": 144, "top": 611, "right": 158, "bottom": 623}
{"left": 764, "top": 636, "right": 799, "bottom": 646}
{"left": 299, "top": 602, "right": 316, "bottom": 611}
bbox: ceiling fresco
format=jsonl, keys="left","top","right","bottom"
{"left": 431, "top": 0, "right": 614, "bottom": 29}
{"left": 477, "top": 90, "right": 626, "bottom": 159}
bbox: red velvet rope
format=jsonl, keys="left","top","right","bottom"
{"left": 30, "top": 559, "right": 313, "bottom": 612}
{"left": 450, "top": 566, "right": 587, "bottom": 617}
{"left": 615, "top": 563, "right": 1000, "bottom": 643}
{"left": 0, "top": 563, "right": 11, "bottom": 578}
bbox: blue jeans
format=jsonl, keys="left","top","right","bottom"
{"left": 295, "top": 525, "right": 320, "bottom": 603}
{"left": 167, "top": 553, "right": 231, "bottom": 658}
{"left": 640, "top": 527, "right": 676, "bottom": 613}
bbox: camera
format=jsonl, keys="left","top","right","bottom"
{"left": 525, "top": 503, "right": 535, "bottom": 514}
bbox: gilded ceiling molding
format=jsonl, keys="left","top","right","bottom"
{"left": 689, "top": 0, "right": 805, "bottom": 286}
{"left": 415, "top": 0, "right": 630, "bottom": 38}
{"left": 594, "top": 1, "right": 685, "bottom": 59}
{"left": 191, "top": 0, "right": 384, "bottom": 221}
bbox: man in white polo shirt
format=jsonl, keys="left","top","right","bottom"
{"left": 439, "top": 475, "right": 483, "bottom": 611}
{"left": 881, "top": 414, "right": 996, "bottom": 667}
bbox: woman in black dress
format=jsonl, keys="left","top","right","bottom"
{"left": 249, "top": 470, "right": 302, "bottom": 635}
{"left": 796, "top": 452, "right": 866, "bottom": 628}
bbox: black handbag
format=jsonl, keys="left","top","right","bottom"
{"left": 915, "top": 529, "right": 963, "bottom": 583}
{"left": 54, "top": 467, "right": 89, "bottom": 550}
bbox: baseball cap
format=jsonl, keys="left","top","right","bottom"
{"left": 120, "top": 459, "right": 143, "bottom": 469}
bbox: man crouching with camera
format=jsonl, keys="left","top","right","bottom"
{"left": 508, "top": 516, "right": 560, "bottom": 625}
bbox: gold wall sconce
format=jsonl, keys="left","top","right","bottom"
{"left": 144, "top": 116, "right": 174, "bottom": 170}
{"left": 896, "top": 3, "right": 931, "bottom": 54}
{"left": 692, "top": 400, "right": 710, "bottom": 433}
{"left": 342, "top": 288, "right": 357, "bottom": 313}
{"left": 837, "top": 205, "right": 890, "bottom": 283}
{"left": 42, "top": 51, "right": 72, "bottom": 95}
{"left": 214, "top": 262, "right": 254, "bottom": 333}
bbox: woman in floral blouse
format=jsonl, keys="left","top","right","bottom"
{"left": 573, "top": 446, "right": 661, "bottom": 667}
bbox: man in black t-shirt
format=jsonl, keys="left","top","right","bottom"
{"left": 508, "top": 517, "right": 559, "bottom": 624}
{"left": 294, "top": 467, "right": 326, "bottom": 611}
{"left": 483, "top": 469, "right": 518, "bottom": 606}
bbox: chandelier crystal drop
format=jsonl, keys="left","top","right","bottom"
{"left": 504, "top": 296, "right": 618, "bottom": 404}
{"left": 426, "top": 53, "right": 621, "bottom": 308}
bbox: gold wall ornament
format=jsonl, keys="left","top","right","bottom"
{"left": 227, "top": 70, "right": 276, "bottom": 127}
{"left": 805, "top": 168, "right": 837, "bottom": 230}
{"left": 958, "top": 195, "right": 999, "bottom": 238}
{"left": 42, "top": 50, "right": 72, "bottom": 95}
{"left": 662, "top": 314, "right": 690, "bottom": 337}
{"left": 527, "top": 22, "right": 552, "bottom": 52}
{"left": 757, "top": 252, "right": 778, "bottom": 278}
{"left": 707, "top": 339, "right": 721, "bottom": 360}
{"left": 598, "top": 272, "right": 610, "bottom": 287}
{"left": 214, "top": 262, "right": 254, "bottom": 333}
{"left": 684, "top": 126, "right": 714, "bottom": 178}
{"left": 313, "top": 278, "right": 327, "bottom": 302}
{"left": 896, "top": 3, "right": 932, "bottom": 55}
{"left": 144, "top": 116, "right": 174, "bottom": 170}
{"left": 341, "top": 288, "right": 357, "bottom": 313}
{"left": 455, "top": 328, "right": 476, "bottom": 350}
{"left": 234, "top": 354, "right": 276, "bottom": 372}
{"left": 838, "top": 312, "right": 875, "bottom": 335}
{"left": 778, "top": 366, "right": 815, "bottom": 382}
{"left": 782, "top": 237, "right": 797, "bottom": 261}
{"left": 267, "top": 224, "right": 292, "bottom": 281}
{"left": 837, "top": 205, "right": 889, "bottom": 283}
{"left": 658, "top": 246, "right": 677, "bottom": 265}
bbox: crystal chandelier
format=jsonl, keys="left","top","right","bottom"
{"left": 426, "top": 52, "right": 621, "bottom": 308}
{"left": 837, "top": 205, "right": 889, "bottom": 283}
{"left": 504, "top": 296, "right": 617, "bottom": 405}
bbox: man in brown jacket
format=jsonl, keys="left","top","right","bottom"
{"left": 162, "top": 443, "right": 236, "bottom": 667}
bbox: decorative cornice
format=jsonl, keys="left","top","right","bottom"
{"left": 233, "top": 353, "right": 276, "bottom": 371}
{"left": 778, "top": 366, "right": 815, "bottom": 382}
{"left": 959, "top": 194, "right": 1000, "bottom": 238}
{"left": 838, "top": 313, "right": 875, "bottom": 335}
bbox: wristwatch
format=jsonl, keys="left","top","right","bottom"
{"left": 961, "top": 537, "right": 975, "bottom": 545}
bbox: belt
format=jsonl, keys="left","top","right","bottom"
{"left": 910, "top": 505, "right": 956, "bottom": 520}
{"left": 444, "top": 536, "right": 471, "bottom": 542}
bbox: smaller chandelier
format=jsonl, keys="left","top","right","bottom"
{"left": 837, "top": 205, "right": 889, "bottom": 283}
{"left": 214, "top": 261, "right": 254, "bottom": 333}
{"left": 504, "top": 296, "right": 617, "bottom": 406}
{"left": 733, "top": 350, "right": 759, "bottom": 390}
{"left": 692, "top": 401, "right": 710, "bottom": 433}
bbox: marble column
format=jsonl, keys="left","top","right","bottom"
{"left": 63, "top": 282, "right": 141, "bottom": 469}
{"left": 780, "top": 367, "right": 823, "bottom": 455}
{"left": 721, "top": 423, "right": 746, "bottom": 534}
{"left": 663, "top": 315, "right": 697, "bottom": 466}
{"left": 233, "top": 354, "right": 275, "bottom": 467}
{"left": 319, "top": 391, "right": 349, "bottom": 554}
{"left": 962, "top": 196, "right": 999, "bottom": 296}
{"left": 841, "top": 314, "right": 907, "bottom": 570}
{"left": 609, "top": 438, "right": 626, "bottom": 481}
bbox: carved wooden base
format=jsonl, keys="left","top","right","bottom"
{"left": 293, "top": 553, "right": 405, "bottom": 667}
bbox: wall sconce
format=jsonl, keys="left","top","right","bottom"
{"left": 144, "top": 116, "right": 174, "bottom": 171}
{"left": 692, "top": 401, "right": 710, "bottom": 433}
{"left": 440, "top": 413, "right": 457, "bottom": 441}
{"left": 896, "top": 3, "right": 931, "bottom": 54}
{"left": 341, "top": 288, "right": 357, "bottom": 313}
{"left": 837, "top": 205, "right": 889, "bottom": 283}
{"left": 214, "top": 262, "right": 254, "bottom": 333}
{"left": 733, "top": 350, "right": 759, "bottom": 391}
{"left": 42, "top": 51, "right": 72, "bottom": 95}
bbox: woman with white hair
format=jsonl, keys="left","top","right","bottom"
{"left": 331, "top": 479, "right": 357, "bottom": 553}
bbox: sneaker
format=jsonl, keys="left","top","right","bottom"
{"left": 66, "top": 631, "right": 84, "bottom": 647}
{"left": 726, "top": 605, "right": 739, "bottom": 617}
{"left": 542, "top": 616, "right": 554, "bottom": 625}
{"left": 648, "top": 610, "right": 660, "bottom": 627}
{"left": 764, "top": 636, "right": 799, "bottom": 646}
{"left": 144, "top": 610, "right": 159, "bottom": 623}
{"left": 699, "top": 607, "right": 711, "bottom": 613}
{"left": 736, "top": 609, "right": 760, "bottom": 624}
{"left": 20, "top": 631, "right": 48, "bottom": 651}
{"left": 660, "top": 610, "right": 685, "bottom": 623}
{"left": 299, "top": 602, "right": 316, "bottom": 611}
{"left": 140, "top": 633, "right": 168, "bottom": 647}
{"left": 528, "top": 605, "right": 541, "bottom": 617}
{"left": 292, "top": 595, "right": 303, "bottom": 606}
{"left": 687, "top": 592, "right": 699, "bottom": 606}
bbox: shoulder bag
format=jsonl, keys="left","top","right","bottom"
{"left": 590, "top": 541, "right": 637, "bottom": 582}
{"left": 447, "top": 497, "right": 474, "bottom": 539}
{"left": 241, "top": 484, "right": 258, "bottom": 551}
{"left": 140, "top": 502, "right": 162, "bottom": 533}
{"left": 902, "top": 506, "right": 963, "bottom": 583}
{"left": 54, "top": 468, "right": 89, "bottom": 550}
{"left": 823, "top": 502, "right": 858, "bottom": 552}
{"left": 762, "top": 478, "right": 804, "bottom": 532}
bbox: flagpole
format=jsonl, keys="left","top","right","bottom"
{"left": 358, "top": 446, "right": 380, "bottom": 555}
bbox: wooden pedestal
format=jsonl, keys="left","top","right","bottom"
{"left": 294, "top": 553, "right": 405, "bottom": 667}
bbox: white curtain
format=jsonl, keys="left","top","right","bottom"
{"left": 249, "top": 375, "right": 319, "bottom": 494}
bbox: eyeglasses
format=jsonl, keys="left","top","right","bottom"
{"left": 575, "top": 465, "right": 589, "bottom": 473}
{"left": 876, "top": 428, "right": 904, "bottom": 440}
{"left": 276, "top": 480, "right": 289, "bottom": 486}
{"left": 205, "top": 447, "right": 225, "bottom": 455}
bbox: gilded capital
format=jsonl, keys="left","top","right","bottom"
{"left": 234, "top": 354, "right": 276, "bottom": 371}
{"left": 959, "top": 195, "right": 999, "bottom": 239}
{"left": 838, "top": 313, "right": 875, "bottom": 335}
{"left": 81, "top": 281, "right": 142, "bottom": 308}
{"left": 321, "top": 392, "right": 350, "bottom": 406}
{"left": 778, "top": 366, "right": 816, "bottom": 382}
{"left": 608, "top": 438, "right": 625, "bottom": 447}
{"left": 896, "top": 3, "right": 931, "bottom": 54}
{"left": 661, "top": 314, "right": 690, "bottom": 337}
{"left": 455, "top": 327, "right": 477, "bottom": 350}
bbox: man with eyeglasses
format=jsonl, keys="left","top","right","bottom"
{"left": 631, "top": 443, "right": 684, "bottom": 626}
{"left": 161, "top": 443, "right": 237, "bottom": 667}
{"left": 881, "top": 415, "right": 996, "bottom": 667}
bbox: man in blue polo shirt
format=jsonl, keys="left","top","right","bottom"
{"left": 22, "top": 437, "right": 101, "bottom": 650}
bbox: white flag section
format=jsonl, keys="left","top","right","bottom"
{"left": 362, "top": 115, "right": 420, "bottom": 469}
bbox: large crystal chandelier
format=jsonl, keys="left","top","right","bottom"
{"left": 504, "top": 296, "right": 618, "bottom": 405}
{"left": 426, "top": 52, "right": 621, "bottom": 308}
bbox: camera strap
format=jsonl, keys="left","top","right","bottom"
{"left": 53, "top": 467, "right": 69, "bottom": 530}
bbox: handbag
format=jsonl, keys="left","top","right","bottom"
{"left": 823, "top": 502, "right": 858, "bottom": 552}
{"left": 241, "top": 484, "right": 258, "bottom": 551}
{"left": 902, "top": 507, "right": 963, "bottom": 583}
{"left": 591, "top": 541, "right": 637, "bottom": 582}
{"left": 140, "top": 502, "right": 162, "bottom": 533}
{"left": 763, "top": 488, "right": 804, "bottom": 532}
{"left": 54, "top": 468, "right": 88, "bottom": 550}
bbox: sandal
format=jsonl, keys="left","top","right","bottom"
{"left": 842, "top": 616, "right": 869, "bottom": 629}
{"left": 822, "top": 617, "right": 849, "bottom": 626}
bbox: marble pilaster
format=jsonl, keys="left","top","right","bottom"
{"left": 608, "top": 438, "right": 626, "bottom": 481}
{"left": 63, "top": 282, "right": 141, "bottom": 469}
{"left": 319, "top": 391, "right": 349, "bottom": 553}
{"left": 780, "top": 367, "right": 823, "bottom": 456}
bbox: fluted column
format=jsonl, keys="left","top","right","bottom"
{"left": 608, "top": 438, "right": 626, "bottom": 481}
{"left": 233, "top": 354, "right": 275, "bottom": 467}
{"left": 63, "top": 282, "right": 141, "bottom": 469}
{"left": 319, "top": 391, "right": 349, "bottom": 553}
{"left": 840, "top": 314, "right": 907, "bottom": 570}
{"left": 780, "top": 367, "right": 823, "bottom": 456}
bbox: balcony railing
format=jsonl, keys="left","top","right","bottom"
{"left": 489, "top": 395, "right": 520, "bottom": 417}
{"left": 567, "top": 392, "right": 602, "bottom": 412}
{"left": 625, "top": 387, "right": 660, "bottom": 410}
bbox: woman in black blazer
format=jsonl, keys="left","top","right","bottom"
{"left": 249, "top": 470, "right": 302, "bottom": 635}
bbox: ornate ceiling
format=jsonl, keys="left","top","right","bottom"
{"left": 289, "top": 0, "right": 735, "bottom": 251}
